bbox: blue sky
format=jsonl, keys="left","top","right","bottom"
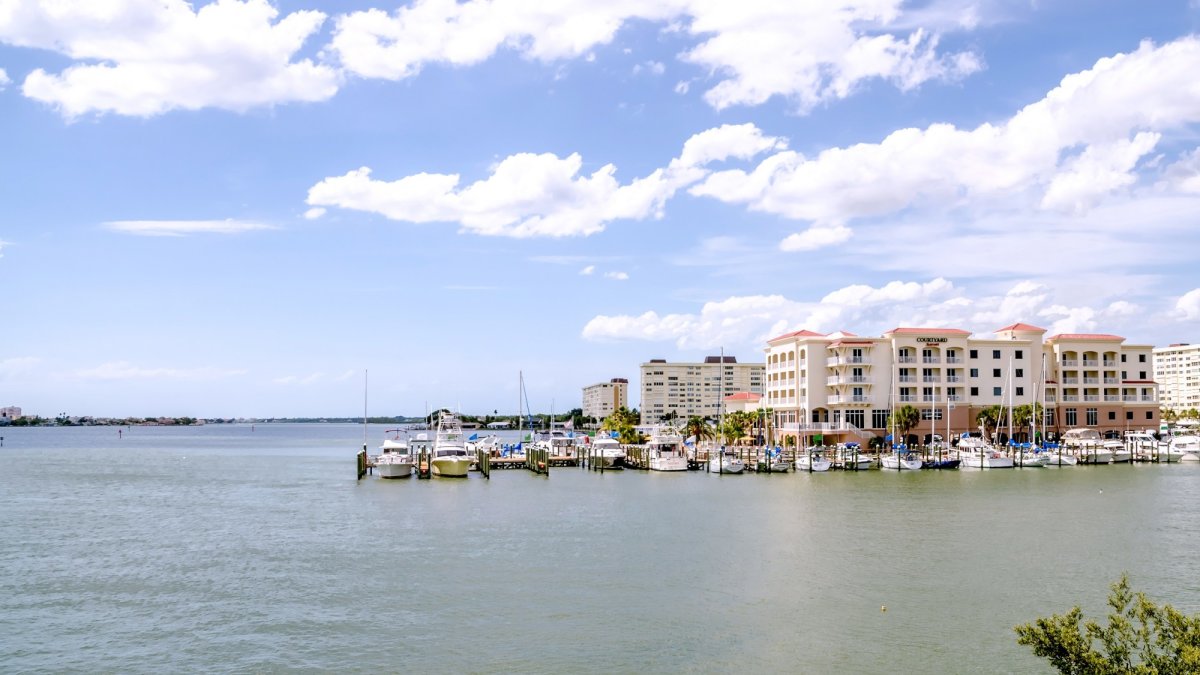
{"left": 3, "top": 0, "right": 1200, "bottom": 418}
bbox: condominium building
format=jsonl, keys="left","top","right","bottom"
{"left": 0, "top": 406, "right": 20, "bottom": 421}
{"left": 640, "top": 356, "right": 765, "bottom": 424}
{"left": 1154, "top": 343, "right": 1200, "bottom": 412}
{"left": 764, "top": 323, "right": 1159, "bottom": 443}
{"left": 582, "top": 378, "right": 629, "bottom": 420}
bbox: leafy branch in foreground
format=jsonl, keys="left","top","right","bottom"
{"left": 1014, "top": 574, "right": 1200, "bottom": 674}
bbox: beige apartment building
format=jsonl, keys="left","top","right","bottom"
{"left": 582, "top": 378, "right": 629, "bottom": 421}
{"left": 764, "top": 323, "right": 1159, "bottom": 444}
{"left": 1154, "top": 343, "right": 1200, "bottom": 412}
{"left": 640, "top": 356, "right": 765, "bottom": 425}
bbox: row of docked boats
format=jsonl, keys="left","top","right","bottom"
{"left": 374, "top": 411, "right": 473, "bottom": 478}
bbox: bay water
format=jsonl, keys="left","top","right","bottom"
{"left": 3, "top": 424, "right": 1199, "bottom": 673}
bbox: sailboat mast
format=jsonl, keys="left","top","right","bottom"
{"left": 518, "top": 370, "right": 523, "bottom": 439}
{"left": 363, "top": 369, "right": 368, "bottom": 449}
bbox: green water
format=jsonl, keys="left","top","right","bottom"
{"left": 2, "top": 424, "right": 1198, "bottom": 673}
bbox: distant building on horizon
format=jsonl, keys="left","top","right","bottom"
{"left": 582, "top": 378, "right": 629, "bottom": 421}
{"left": 639, "top": 356, "right": 765, "bottom": 425}
{"left": 1154, "top": 343, "right": 1200, "bottom": 412}
{"left": 0, "top": 406, "right": 21, "bottom": 424}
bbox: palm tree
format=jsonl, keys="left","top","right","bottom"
{"left": 976, "top": 405, "right": 1004, "bottom": 442}
{"left": 684, "top": 415, "right": 714, "bottom": 445}
{"left": 887, "top": 405, "right": 921, "bottom": 446}
{"left": 1012, "top": 402, "right": 1044, "bottom": 443}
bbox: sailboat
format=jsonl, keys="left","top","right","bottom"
{"left": 708, "top": 346, "right": 745, "bottom": 474}
{"left": 881, "top": 346, "right": 922, "bottom": 471}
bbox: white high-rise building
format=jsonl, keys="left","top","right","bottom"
{"left": 639, "top": 356, "right": 764, "bottom": 425}
{"left": 582, "top": 378, "right": 629, "bottom": 421}
{"left": 1154, "top": 343, "right": 1200, "bottom": 412}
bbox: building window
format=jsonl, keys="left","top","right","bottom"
{"left": 1016, "top": 350, "right": 1023, "bottom": 359}
{"left": 872, "top": 409, "right": 890, "bottom": 428}
{"left": 1108, "top": 411, "right": 1116, "bottom": 420}
{"left": 992, "top": 368, "right": 1001, "bottom": 377}
{"left": 1015, "top": 369, "right": 1023, "bottom": 378}
{"left": 1066, "top": 408, "right": 1077, "bottom": 426}
{"left": 970, "top": 387, "right": 979, "bottom": 396}
{"left": 1139, "top": 354, "right": 1146, "bottom": 363}
{"left": 993, "top": 387, "right": 1002, "bottom": 396}
{"left": 1121, "top": 371, "right": 1127, "bottom": 379}
{"left": 1126, "top": 411, "right": 1133, "bottom": 420}
{"left": 1016, "top": 387, "right": 1024, "bottom": 396}
{"left": 970, "top": 349, "right": 978, "bottom": 359}
{"left": 1086, "top": 408, "right": 1098, "bottom": 426}
{"left": 846, "top": 410, "right": 865, "bottom": 427}
{"left": 970, "top": 368, "right": 979, "bottom": 377}
{"left": 1139, "top": 371, "right": 1147, "bottom": 379}
{"left": 921, "top": 409, "right": 944, "bottom": 420}
{"left": 1147, "top": 411, "right": 1154, "bottom": 420}
{"left": 1121, "top": 354, "right": 1127, "bottom": 362}
{"left": 993, "top": 349, "right": 1001, "bottom": 359}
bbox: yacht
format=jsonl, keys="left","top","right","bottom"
{"left": 1104, "top": 440, "right": 1132, "bottom": 464}
{"left": 956, "top": 436, "right": 1013, "bottom": 469}
{"left": 708, "top": 448, "right": 745, "bottom": 474}
{"left": 795, "top": 448, "right": 831, "bottom": 472}
{"left": 646, "top": 429, "right": 689, "bottom": 471}
{"left": 431, "top": 411, "right": 472, "bottom": 477}
{"left": 880, "top": 449, "right": 923, "bottom": 471}
{"left": 1062, "top": 428, "right": 1112, "bottom": 464}
{"left": 1170, "top": 435, "right": 1200, "bottom": 462}
{"left": 590, "top": 435, "right": 626, "bottom": 469}
{"left": 375, "top": 429, "right": 414, "bottom": 478}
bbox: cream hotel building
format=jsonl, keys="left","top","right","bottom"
{"left": 764, "top": 323, "right": 1159, "bottom": 443}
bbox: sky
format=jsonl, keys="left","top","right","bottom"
{"left": 3, "top": 0, "right": 1200, "bottom": 419}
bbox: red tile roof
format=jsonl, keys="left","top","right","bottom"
{"left": 829, "top": 339, "right": 875, "bottom": 346}
{"left": 767, "top": 329, "right": 826, "bottom": 342}
{"left": 1046, "top": 333, "right": 1124, "bottom": 341}
{"left": 995, "top": 322, "right": 1046, "bottom": 332}
{"left": 887, "top": 327, "right": 972, "bottom": 335}
{"left": 724, "top": 392, "right": 763, "bottom": 401}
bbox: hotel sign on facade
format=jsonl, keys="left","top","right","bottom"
{"left": 915, "top": 337, "right": 948, "bottom": 343}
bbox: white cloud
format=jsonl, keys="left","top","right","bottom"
{"left": 580, "top": 265, "right": 595, "bottom": 275}
{"left": 689, "top": 37, "right": 1200, "bottom": 247}
{"left": 273, "top": 372, "right": 325, "bottom": 386}
{"left": 330, "top": 1, "right": 979, "bottom": 112}
{"left": 582, "top": 278, "right": 958, "bottom": 349}
{"left": 104, "top": 219, "right": 278, "bottom": 237}
{"left": 0, "top": 356, "right": 40, "bottom": 380}
{"left": 604, "top": 271, "right": 629, "bottom": 280}
{"left": 303, "top": 207, "right": 327, "bottom": 220}
{"left": 779, "top": 224, "right": 852, "bottom": 251}
{"left": 1177, "top": 289, "right": 1200, "bottom": 320}
{"left": 1163, "top": 148, "right": 1200, "bottom": 194}
{"left": 674, "top": 80, "right": 689, "bottom": 94}
{"left": 2, "top": 0, "right": 338, "bottom": 118}
{"left": 0, "top": 67, "right": 9, "bottom": 90}
{"left": 76, "top": 361, "right": 246, "bottom": 381}
{"left": 307, "top": 123, "right": 783, "bottom": 238}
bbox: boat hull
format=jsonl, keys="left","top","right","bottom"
{"left": 431, "top": 457, "right": 472, "bottom": 477}
{"left": 376, "top": 460, "right": 414, "bottom": 478}
{"left": 1076, "top": 449, "right": 1114, "bottom": 464}
{"left": 649, "top": 457, "right": 689, "bottom": 471}
{"left": 881, "top": 455, "right": 923, "bottom": 471}
{"left": 708, "top": 458, "right": 745, "bottom": 474}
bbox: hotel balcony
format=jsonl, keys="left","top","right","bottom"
{"left": 1084, "top": 395, "right": 1100, "bottom": 402}
{"left": 1142, "top": 395, "right": 1155, "bottom": 402}
{"left": 1083, "top": 377, "right": 1099, "bottom": 384}
{"left": 947, "top": 395, "right": 963, "bottom": 402}
{"left": 922, "top": 395, "right": 938, "bottom": 402}
{"left": 923, "top": 356, "right": 941, "bottom": 364}
{"left": 946, "top": 376, "right": 962, "bottom": 383}
{"left": 946, "top": 357, "right": 963, "bottom": 364}
{"left": 1062, "top": 395, "right": 1080, "bottom": 402}
{"left": 899, "top": 395, "right": 917, "bottom": 402}
{"left": 898, "top": 356, "right": 916, "bottom": 364}
{"left": 1062, "top": 359, "right": 1079, "bottom": 367}
{"left": 827, "top": 356, "right": 868, "bottom": 367}
{"left": 922, "top": 376, "right": 940, "bottom": 383}
{"left": 1062, "top": 377, "right": 1079, "bottom": 384}
{"left": 1104, "top": 395, "right": 1121, "bottom": 402}
{"left": 829, "top": 395, "right": 871, "bottom": 404}
{"left": 1123, "top": 395, "right": 1137, "bottom": 402}
{"left": 1103, "top": 360, "right": 1117, "bottom": 367}
{"left": 1083, "top": 359, "right": 1099, "bottom": 367}
{"left": 898, "top": 375, "right": 916, "bottom": 383}
{"left": 1103, "top": 377, "right": 1119, "bottom": 384}
{"left": 1045, "top": 394, "right": 1057, "bottom": 402}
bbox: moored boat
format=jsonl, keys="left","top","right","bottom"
{"left": 376, "top": 429, "right": 415, "bottom": 478}
{"left": 646, "top": 429, "right": 689, "bottom": 471}
{"left": 590, "top": 435, "right": 626, "bottom": 468}
{"left": 795, "top": 448, "right": 832, "bottom": 472}
{"left": 431, "top": 411, "right": 472, "bottom": 477}
{"left": 880, "top": 449, "right": 923, "bottom": 471}
{"left": 708, "top": 448, "right": 745, "bottom": 474}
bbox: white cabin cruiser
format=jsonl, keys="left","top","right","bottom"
{"left": 376, "top": 429, "right": 415, "bottom": 478}
{"left": 646, "top": 430, "right": 689, "bottom": 471}
{"left": 431, "top": 412, "right": 472, "bottom": 477}
{"left": 795, "top": 448, "right": 832, "bottom": 472}
{"left": 591, "top": 435, "right": 626, "bottom": 468}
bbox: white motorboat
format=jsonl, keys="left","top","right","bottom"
{"left": 1124, "top": 432, "right": 1164, "bottom": 461}
{"left": 880, "top": 451, "right": 923, "bottom": 471}
{"left": 590, "top": 435, "right": 626, "bottom": 469}
{"left": 646, "top": 429, "right": 689, "bottom": 471}
{"left": 376, "top": 429, "right": 414, "bottom": 478}
{"left": 795, "top": 448, "right": 832, "bottom": 472}
{"left": 1104, "top": 440, "right": 1132, "bottom": 464}
{"left": 708, "top": 448, "right": 745, "bottom": 474}
{"left": 957, "top": 447, "right": 1014, "bottom": 469}
{"left": 1062, "top": 428, "right": 1111, "bottom": 463}
{"left": 1012, "top": 450, "right": 1048, "bottom": 467}
{"left": 1042, "top": 447, "right": 1078, "bottom": 466}
{"left": 536, "top": 429, "right": 579, "bottom": 459}
{"left": 1170, "top": 435, "right": 1200, "bottom": 462}
{"left": 835, "top": 445, "right": 873, "bottom": 470}
{"left": 431, "top": 411, "right": 472, "bottom": 477}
